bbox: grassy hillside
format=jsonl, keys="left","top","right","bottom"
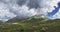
{"left": 0, "top": 16, "right": 60, "bottom": 32}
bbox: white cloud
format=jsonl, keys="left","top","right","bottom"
{"left": 0, "top": 0, "right": 37, "bottom": 21}
{"left": 40, "top": 0, "right": 60, "bottom": 19}
{"left": 0, "top": 1, "right": 16, "bottom": 21}
{"left": 0, "top": 0, "right": 60, "bottom": 21}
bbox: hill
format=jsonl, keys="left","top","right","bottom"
{"left": 0, "top": 16, "right": 60, "bottom": 32}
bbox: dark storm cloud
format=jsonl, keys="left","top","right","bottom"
{"left": 17, "top": 0, "right": 27, "bottom": 6}
{"left": 17, "top": 0, "right": 40, "bottom": 9}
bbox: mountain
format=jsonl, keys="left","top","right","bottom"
{"left": 0, "top": 16, "right": 60, "bottom": 32}
{"left": 7, "top": 16, "right": 48, "bottom": 23}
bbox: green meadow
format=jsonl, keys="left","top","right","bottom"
{"left": 0, "top": 16, "right": 60, "bottom": 32}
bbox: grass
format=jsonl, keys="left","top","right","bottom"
{"left": 0, "top": 16, "right": 60, "bottom": 32}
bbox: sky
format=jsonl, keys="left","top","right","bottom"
{"left": 40, "top": 0, "right": 60, "bottom": 19}
{"left": 0, "top": 0, "right": 60, "bottom": 21}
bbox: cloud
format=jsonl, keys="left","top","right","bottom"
{"left": 0, "top": 0, "right": 60, "bottom": 21}
{"left": 0, "top": 2, "right": 16, "bottom": 21}
{"left": 0, "top": 0, "right": 37, "bottom": 21}
{"left": 40, "top": 0, "right": 60, "bottom": 19}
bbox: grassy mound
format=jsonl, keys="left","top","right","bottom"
{"left": 0, "top": 16, "right": 60, "bottom": 32}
